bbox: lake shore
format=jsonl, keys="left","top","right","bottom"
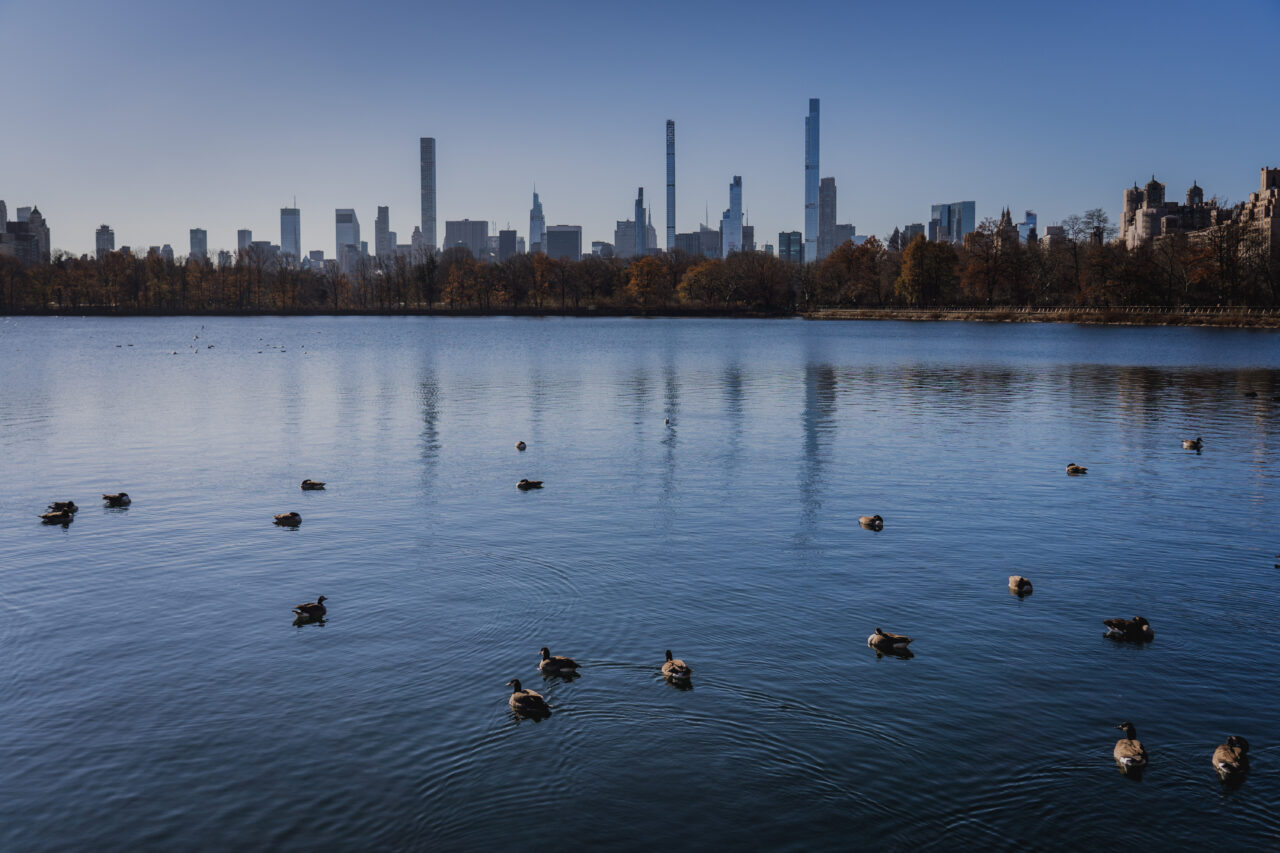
{"left": 803, "top": 306, "right": 1280, "bottom": 328}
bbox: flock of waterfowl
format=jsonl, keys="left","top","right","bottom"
{"left": 39, "top": 493, "right": 130, "bottom": 525}
{"left": 504, "top": 645, "right": 693, "bottom": 721}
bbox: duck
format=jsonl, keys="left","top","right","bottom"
{"left": 506, "top": 679, "right": 550, "bottom": 716}
{"left": 273, "top": 511, "right": 302, "bottom": 527}
{"left": 102, "top": 492, "right": 131, "bottom": 506}
{"left": 662, "top": 650, "right": 692, "bottom": 681}
{"left": 1065, "top": 463, "right": 1087, "bottom": 475}
{"left": 300, "top": 479, "right": 326, "bottom": 490}
{"left": 292, "top": 595, "right": 327, "bottom": 621}
{"left": 1243, "top": 391, "right": 1258, "bottom": 398}
{"left": 40, "top": 509, "right": 74, "bottom": 525}
{"left": 1182, "top": 437, "right": 1203, "bottom": 451}
{"left": 47, "top": 500, "right": 78, "bottom": 513}
{"left": 1009, "top": 575, "right": 1033, "bottom": 595}
{"left": 538, "top": 646, "right": 580, "bottom": 675}
{"left": 515, "top": 441, "right": 527, "bottom": 451}
{"left": 1103, "top": 616, "right": 1153, "bottom": 642}
{"left": 859, "top": 514, "right": 884, "bottom": 531}
{"left": 867, "top": 627, "right": 912, "bottom": 655}
{"left": 517, "top": 479, "right": 543, "bottom": 490}
{"left": 1211, "top": 735, "right": 1250, "bottom": 781}
{"left": 1113, "top": 721, "right": 1148, "bottom": 774}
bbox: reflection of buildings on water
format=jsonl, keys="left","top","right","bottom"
{"left": 799, "top": 363, "right": 838, "bottom": 530}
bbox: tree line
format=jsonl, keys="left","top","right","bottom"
{"left": 1, "top": 211, "right": 1275, "bottom": 314}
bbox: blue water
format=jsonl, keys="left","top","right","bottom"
{"left": 0, "top": 316, "right": 1277, "bottom": 850}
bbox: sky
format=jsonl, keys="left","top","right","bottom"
{"left": 2, "top": 0, "right": 1278, "bottom": 257}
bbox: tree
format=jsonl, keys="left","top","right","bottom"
{"left": 894, "top": 235, "right": 957, "bottom": 306}
{"left": 624, "top": 255, "right": 668, "bottom": 308}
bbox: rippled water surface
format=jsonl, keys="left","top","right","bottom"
{"left": 1, "top": 316, "right": 1278, "bottom": 850}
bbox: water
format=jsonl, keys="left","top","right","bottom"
{"left": 0, "top": 316, "right": 1277, "bottom": 851}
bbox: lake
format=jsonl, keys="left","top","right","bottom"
{"left": 1, "top": 315, "right": 1277, "bottom": 851}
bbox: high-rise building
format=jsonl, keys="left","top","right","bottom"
{"left": 335, "top": 209, "right": 360, "bottom": 273}
{"left": 721, "top": 176, "right": 742, "bottom": 258}
{"left": 779, "top": 230, "right": 804, "bottom": 263}
{"left": 928, "top": 201, "right": 976, "bottom": 244}
{"left": 634, "top": 189, "right": 646, "bottom": 256}
{"left": 97, "top": 225, "right": 116, "bottom": 259}
{"left": 804, "top": 98, "right": 820, "bottom": 264}
{"left": 742, "top": 224, "right": 755, "bottom": 253}
{"left": 237, "top": 229, "right": 253, "bottom": 252}
{"left": 834, "top": 223, "right": 856, "bottom": 248}
{"left": 161, "top": 244, "right": 174, "bottom": 263}
{"left": 817, "top": 177, "right": 836, "bottom": 260}
{"left": 188, "top": 228, "right": 206, "bottom": 260}
{"left": 529, "top": 191, "right": 546, "bottom": 254}
{"left": 666, "top": 120, "right": 675, "bottom": 251}
{"left": 420, "top": 138, "right": 436, "bottom": 252}
{"left": 443, "top": 219, "right": 488, "bottom": 259}
{"left": 545, "top": 225, "right": 582, "bottom": 261}
{"left": 1017, "top": 210, "right": 1037, "bottom": 243}
{"left": 614, "top": 220, "right": 637, "bottom": 259}
{"left": 280, "top": 207, "right": 300, "bottom": 262}
{"left": 375, "top": 206, "right": 391, "bottom": 259}
{"left": 498, "top": 229, "right": 518, "bottom": 261}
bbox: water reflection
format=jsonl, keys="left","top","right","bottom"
{"left": 798, "top": 363, "right": 837, "bottom": 537}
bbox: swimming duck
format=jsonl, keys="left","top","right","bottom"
{"left": 515, "top": 441, "right": 527, "bottom": 451}
{"left": 1009, "top": 575, "right": 1033, "bottom": 595}
{"left": 662, "top": 650, "right": 692, "bottom": 681}
{"left": 274, "top": 511, "right": 302, "bottom": 527}
{"left": 300, "top": 479, "right": 326, "bottom": 490}
{"left": 506, "top": 679, "right": 550, "bottom": 717}
{"left": 47, "top": 500, "right": 78, "bottom": 513}
{"left": 102, "top": 492, "right": 131, "bottom": 506}
{"left": 859, "top": 514, "right": 884, "bottom": 531}
{"left": 1212, "top": 735, "right": 1250, "bottom": 781}
{"left": 40, "top": 509, "right": 74, "bottom": 525}
{"left": 1113, "top": 721, "right": 1147, "bottom": 774}
{"left": 538, "top": 646, "right": 580, "bottom": 675}
{"left": 517, "top": 479, "right": 543, "bottom": 490}
{"left": 292, "top": 595, "right": 327, "bottom": 621}
{"left": 1065, "top": 464, "right": 1087, "bottom": 475}
{"left": 1103, "top": 616, "right": 1154, "bottom": 642}
{"left": 1182, "top": 437, "right": 1203, "bottom": 451}
{"left": 867, "top": 627, "right": 912, "bottom": 655}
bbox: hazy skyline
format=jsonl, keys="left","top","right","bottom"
{"left": 3, "top": 0, "right": 1278, "bottom": 256}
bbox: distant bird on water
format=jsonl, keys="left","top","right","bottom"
{"left": 515, "top": 441, "right": 527, "bottom": 451}
{"left": 274, "top": 511, "right": 302, "bottom": 527}
{"left": 1103, "top": 616, "right": 1154, "bottom": 643}
{"left": 662, "top": 650, "right": 692, "bottom": 682}
{"left": 1113, "top": 721, "right": 1148, "bottom": 775}
{"left": 1065, "top": 463, "right": 1088, "bottom": 475}
{"left": 102, "top": 492, "right": 131, "bottom": 507}
{"left": 47, "top": 500, "right": 78, "bottom": 514}
{"left": 506, "top": 679, "right": 550, "bottom": 718}
{"left": 1182, "top": 437, "right": 1203, "bottom": 451}
{"left": 300, "top": 479, "right": 326, "bottom": 490}
{"left": 867, "top": 627, "right": 913, "bottom": 657}
{"left": 1009, "top": 575, "right": 1033, "bottom": 596}
{"left": 859, "top": 514, "right": 884, "bottom": 531}
{"left": 538, "top": 646, "right": 580, "bottom": 676}
{"left": 1212, "top": 736, "right": 1250, "bottom": 782}
{"left": 40, "top": 509, "right": 74, "bottom": 525}
{"left": 517, "top": 479, "right": 543, "bottom": 490}
{"left": 292, "top": 595, "right": 327, "bottom": 622}
{"left": 1243, "top": 391, "right": 1258, "bottom": 398}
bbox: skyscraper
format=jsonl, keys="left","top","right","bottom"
{"left": 335, "top": 209, "right": 360, "bottom": 272}
{"left": 280, "top": 207, "right": 300, "bottom": 262}
{"left": 928, "top": 201, "right": 976, "bottom": 244}
{"left": 237, "top": 229, "right": 252, "bottom": 252}
{"left": 188, "top": 228, "right": 206, "bottom": 260}
{"left": 545, "top": 225, "right": 582, "bottom": 261}
{"left": 778, "top": 231, "right": 804, "bottom": 263}
{"left": 818, "top": 177, "right": 836, "bottom": 261}
{"left": 666, "top": 120, "right": 675, "bottom": 252}
{"left": 529, "top": 191, "right": 546, "bottom": 254}
{"left": 721, "top": 176, "right": 742, "bottom": 258}
{"left": 498, "top": 229, "right": 517, "bottom": 261}
{"left": 634, "top": 188, "right": 646, "bottom": 256}
{"left": 443, "top": 219, "right": 488, "bottom": 259}
{"left": 420, "top": 138, "right": 436, "bottom": 252}
{"left": 804, "top": 98, "right": 820, "bottom": 264}
{"left": 97, "top": 225, "right": 115, "bottom": 259}
{"left": 374, "top": 206, "right": 391, "bottom": 259}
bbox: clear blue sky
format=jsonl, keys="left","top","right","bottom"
{"left": 2, "top": 0, "right": 1277, "bottom": 257}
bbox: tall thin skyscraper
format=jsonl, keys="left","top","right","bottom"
{"left": 188, "top": 228, "right": 206, "bottom": 260}
{"left": 634, "top": 188, "right": 646, "bottom": 256}
{"left": 280, "top": 207, "right": 300, "bottom": 262}
{"left": 817, "top": 177, "right": 836, "bottom": 261}
{"left": 97, "top": 225, "right": 115, "bottom": 259}
{"left": 529, "top": 191, "right": 546, "bottom": 254}
{"left": 420, "top": 138, "right": 436, "bottom": 252}
{"left": 722, "top": 176, "right": 743, "bottom": 258}
{"left": 374, "top": 206, "right": 391, "bottom": 258}
{"left": 804, "top": 98, "right": 820, "bottom": 264}
{"left": 237, "top": 229, "right": 252, "bottom": 252}
{"left": 666, "top": 120, "right": 675, "bottom": 252}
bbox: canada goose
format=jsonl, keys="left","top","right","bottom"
{"left": 292, "top": 595, "right": 327, "bottom": 621}
{"left": 1212, "top": 736, "right": 1250, "bottom": 781}
{"left": 517, "top": 479, "right": 543, "bottom": 490}
{"left": 1103, "top": 616, "right": 1154, "bottom": 642}
{"left": 102, "top": 492, "right": 131, "bottom": 506}
{"left": 1009, "top": 575, "right": 1033, "bottom": 595}
{"left": 515, "top": 441, "right": 526, "bottom": 451}
{"left": 506, "top": 679, "right": 550, "bottom": 716}
{"left": 300, "top": 479, "right": 326, "bottom": 490}
{"left": 47, "top": 501, "right": 78, "bottom": 513}
{"left": 662, "top": 650, "right": 692, "bottom": 681}
{"left": 859, "top": 514, "right": 884, "bottom": 530}
{"left": 1182, "top": 437, "right": 1203, "bottom": 451}
{"left": 40, "top": 509, "right": 74, "bottom": 525}
{"left": 1065, "top": 464, "right": 1087, "bottom": 475}
{"left": 538, "top": 646, "right": 580, "bottom": 675}
{"left": 273, "top": 512, "right": 302, "bottom": 527}
{"left": 1113, "top": 721, "right": 1147, "bottom": 774}
{"left": 867, "top": 627, "right": 912, "bottom": 655}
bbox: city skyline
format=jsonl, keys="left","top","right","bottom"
{"left": 3, "top": 1, "right": 1278, "bottom": 256}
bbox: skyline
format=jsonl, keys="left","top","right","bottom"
{"left": 3, "top": 1, "right": 1279, "bottom": 256}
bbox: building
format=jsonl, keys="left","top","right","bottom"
{"left": 281, "top": 207, "right": 301, "bottom": 263}
{"left": 1121, "top": 175, "right": 1231, "bottom": 249}
{"left": 238, "top": 229, "right": 253, "bottom": 252}
{"left": 529, "top": 191, "right": 546, "bottom": 254}
{"left": 903, "top": 223, "right": 925, "bottom": 244}
{"left": 1233, "top": 168, "right": 1279, "bottom": 263}
{"left": 742, "top": 224, "right": 755, "bottom": 253}
{"left": 217, "top": 250, "right": 233, "bottom": 268}
{"left": 614, "top": 220, "right": 637, "bottom": 259}
{"left": 721, "top": 176, "right": 743, "bottom": 258}
{"left": 161, "top": 244, "right": 174, "bottom": 263}
{"left": 375, "top": 206, "right": 392, "bottom": 259}
{"left": 498, "top": 229, "right": 518, "bottom": 262}
{"left": 591, "top": 241, "right": 614, "bottom": 258}
{"left": 666, "top": 120, "right": 676, "bottom": 251}
{"left": 444, "top": 219, "right": 488, "bottom": 258}
{"left": 817, "top": 177, "right": 837, "bottom": 260}
{"left": 834, "top": 223, "right": 856, "bottom": 248}
{"left": 634, "top": 189, "right": 647, "bottom": 256}
{"left": 1040, "top": 224, "right": 1067, "bottom": 251}
{"left": 1017, "top": 210, "right": 1037, "bottom": 243}
{"left": 779, "top": 230, "right": 804, "bottom": 263}
{"left": 1, "top": 207, "right": 51, "bottom": 266}
{"left": 804, "top": 98, "right": 820, "bottom": 265}
{"left": 335, "top": 209, "right": 360, "bottom": 273}
{"left": 929, "top": 201, "right": 976, "bottom": 244}
{"left": 97, "top": 225, "right": 116, "bottom": 259}
{"left": 420, "top": 137, "right": 437, "bottom": 252}
{"left": 544, "top": 225, "right": 582, "bottom": 261}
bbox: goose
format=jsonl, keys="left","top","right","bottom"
{"left": 1113, "top": 721, "right": 1148, "bottom": 774}
{"left": 292, "top": 595, "right": 327, "bottom": 621}
{"left": 273, "top": 511, "right": 302, "bottom": 527}
{"left": 1103, "top": 616, "right": 1154, "bottom": 642}
{"left": 662, "top": 650, "right": 692, "bottom": 681}
{"left": 515, "top": 441, "right": 527, "bottom": 451}
{"left": 300, "top": 479, "right": 326, "bottom": 490}
{"left": 1212, "top": 735, "right": 1250, "bottom": 781}
{"left": 538, "top": 646, "right": 580, "bottom": 675}
{"left": 102, "top": 492, "right": 131, "bottom": 506}
{"left": 867, "top": 627, "right": 912, "bottom": 654}
{"left": 517, "top": 479, "right": 543, "bottom": 490}
{"left": 1065, "top": 463, "right": 1087, "bottom": 475}
{"left": 859, "top": 514, "right": 884, "bottom": 531}
{"left": 1009, "top": 575, "right": 1033, "bottom": 595}
{"left": 1182, "top": 437, "right": 1203, "bottom": 451}
{"left": 506, "top": 679, "right": 550, "bottom": 716}
{"left": 40, "top": 509, "right": 74, "bottom": 525}
{"left": 47, "top": 500, "right": 78, "bottom": 513}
